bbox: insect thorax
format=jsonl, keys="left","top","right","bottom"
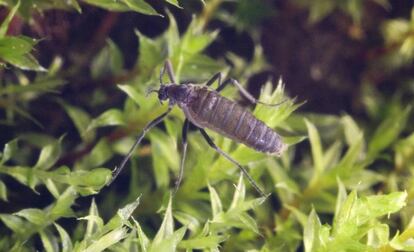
{"left": 164, "top": 84, "right": 198, "bottom": 105}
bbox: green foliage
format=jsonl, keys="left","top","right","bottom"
{"left": 0, "top": 0, "right": 45, "bottom": 71}
{"left": 294, "top": 0, "right": 390, "bottom": 24}
{"left": 0, "top": 138, "right": 111, "bottom": 196}
{"left": 0, "top": 0, "right": 183, "bottom": 16}
{"left": 0, "top": 2, "right": 66, "bottom": 126}
{"left": 381, "top": 7, "right": 414, "bottom": 69}
{"left": 303, "top": 182, "right": 407, "bottom": 252}
{"left": 0, "top": 1, "right": 413, "bottom": 252}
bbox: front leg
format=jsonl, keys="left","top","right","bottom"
{"left": 107, "top": 106, "right": 173, "bottom": 186}
{"left": 205, "top": 72, "right": 222, "bottom": 88}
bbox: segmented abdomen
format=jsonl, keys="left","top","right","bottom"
{"left": 183, "top": 86, "right": 286, "bottom": 155}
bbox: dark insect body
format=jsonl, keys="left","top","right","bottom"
{"left": 164, "top": 84, "right": 286, "bottom": 155}
{"left": 108, "top": 61, "right": 287, "bottom": 197}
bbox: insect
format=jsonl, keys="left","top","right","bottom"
{"left": 107, "top": 60, "right": 287, "bottom": 197}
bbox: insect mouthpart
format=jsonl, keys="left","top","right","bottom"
{"left": 145, "top": 85, "right": 169, "bottom": 102}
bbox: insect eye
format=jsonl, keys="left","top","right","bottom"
{"left": 158, "top": 91, "right": 168, "bottom": 101}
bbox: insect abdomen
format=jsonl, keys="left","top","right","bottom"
{"left": 185, "top": 87, "right": 286, "bottom": 155}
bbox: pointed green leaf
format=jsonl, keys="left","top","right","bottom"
{"left": 0, "top": 214, "right": 33, "bottom": 235}
{"left": 1, "top": 138, "right": 18, "bottom": 164}
{"left": 14, "top": 208, "right": 47, "bottom": 225}
{"left": 308, "top": 0, "right": 335, "bottom": 23}
{"left": 34, "top": 138, "right": 62, "bottom": 170}
{"left": 150, "top": 226, "right": 187, "bottom": 252}
{"left": 118, "top": 84, "right": 143, "bottom": 106}
{"left": 229, "top": 174, "right": 246, "bottom": 210}
{"left": 181, "top": 19, "right": 217, "bottom": 54}
{"left": 124, "top": 0, "right": 160, "bottom": 16}
{"left": 305, "top": 120, "right": 324, "bottom": 183}
{"left": 395, "top": 131, "right": 414, "bottom": 172}
{"left": 11, "top": 105, "right": 44, "bottom": 128}
{"left": 135, "top": 30, "right": 163, "bottom": 82}
{"left": 180, "top": 54, "right": 224, "bottom": 81}
{"left": 1, "top": 50, "right": 46, "bottom": 71}
{"left": 2, "top": 166, "right": 39, "bottom": 191}
{"left": 0, "top": 77, "right": 65, "bottom": 95}
{"left": 208, "top": 184, "right": 223, "bottom": 217}
{"left": 179, "top": 235, "right": 228, "bottom": 249}
{"left": 84, "top": 198, "right": 103, "bottom": 239}
{"left": 0, "top": 36, "right": 36, "bottom": 56}
{"left": 0, "top": 0, "right": 20, "bottom": 38}
{"left": 284, "top": 205, "right": 308, "bottom": 227}
{"left": 133, "top": 217, "right": 150, "bottom": 252}
{"left": 69, "top": 0, "right": 82, "bottom": 13}
{"left": 166, "top": 0, "right": 182, "bottom": 8}
{"left": 0, "top": 180, "right": 7, "bottom": 201}
{"left": 333, "top": 180, "right": 350, "bottom": 235}
{"left": 54, "top": 223, "right": 73, "bottom": 252}
{"left": 303, "top": 209, "right": 321, "bottom": 252}
{"left": 150, "top": 128, "right": 179, "bottom": 187}
{"left": 363, "top": 191, "right": 407, "bottom": 218}
{"left": 368, "top": 106, "right": 411, "bottom": 158}
{"left": 81, "top": 0, "right": 129, "bottom": 11}
{"left": 69, "top": 168, "right": 111, "bottom": 188}
{"left": 152, "top": 196, "right": 174, "bottom": 247}
{"left": 84, "top": 227, "right": 129, "bottom": 252}
{"left": 91, "top": 39, "right": 124, "bottom": 79}
{"left": 238, "top": 197, "right": 267, "bottom": 212}
{"left": 101, "top": 195, "right": 140, "bottom": 238}
{"left": 44, "top": 179, "right": 60, "bottom": 198}
{"left": 321, "top": 140, "right": 342, "bottom": 172}
{"left": 117, "top": 195, "right": 141, "bottom": 222}
{"left": 87, "top": 109, "right": 126, "bottom": 131}
{"left": 239, "top": 212, "right": 260, "bottom": 234}
{"left": 164, "top": 11, "right": 180, "bottom": 58}
{"left": 323, "top": 133, "right": 364, "bottom": 187}
{"left": 341, "top": 115, "right": 362, "bottom": 146}
{"left": 283, "top": 135, "right": 307, "bottom": 145}
{"left": 39, "top": 229, "right": 59, "bottom": 252}
{"left": 368, "top": 223, "right": 389, "bottom": 247}
{"left": 78, "top": 139, "right": 113, "bottom": 168}
{"left": 267, "top": 159, "right": 301, "bottom": 198}
{"left": 59, "top": 101, "right": 94, "bottom": 142}
{"left": 334, "top": 179, "right": 347, "bottom": 226}
{"left": 173, "top": 211, "right": 200, "bottom": 233}
{"left": 390, "top": 215, "right": 414, "bottom": 250}
{"left": 49, "top": 187, "right": 77, "bottom": 219}
{"left": 254, "top": 80, "right": 300, "bottom": 128}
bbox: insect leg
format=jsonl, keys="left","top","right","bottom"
{"left": 198, "top": 128, "right": 268, "bottom": 198}
{"left": 160, "top": 60, "right": 177, "bottom": 84}
{"left": 205, "top": 72, "right": 222, "bottom": 87}
{"left": 174, "top": 119, "right": 189, "bottom": 194}
{"left": 217, "top": 78, "right": 285, "bottom": 107}
{"left": 107, "top": 107, "right": 173, "bottom": 186}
